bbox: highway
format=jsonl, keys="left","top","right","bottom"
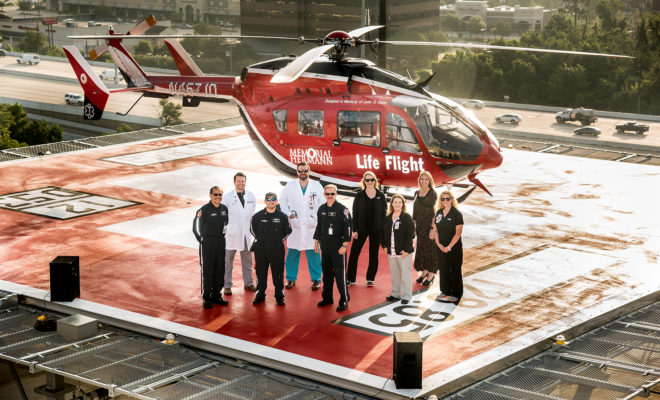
{"left": 1, "top": 55, "right": 658, "bottom": 149}
{"left": 0, "top": 56, "right": 239, "bottom": 125}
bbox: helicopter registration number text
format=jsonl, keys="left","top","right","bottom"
{"left": 167, "top": 82, "right": 218, "bottom": 95}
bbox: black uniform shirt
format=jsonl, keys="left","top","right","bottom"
{"left": 192, "top": 202, "right": 229, "bottom": 242}
{"left": 250, "top": 208, "right": 292, "bottom": 245}
{"left": 434, "top": 206, "right": 463, "bottom": 247}
{"left": 314, "top": 202, "right": 352, "bottom": 243}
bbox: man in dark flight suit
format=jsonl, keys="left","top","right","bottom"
{"left": 314, "top": 184, "right": 352, "bottom": 312}
{"left": 251, "top": 192, "right": 292, "bottom": 305}
{"left": 193, "top": 186, "right": 229, "bottom": 309}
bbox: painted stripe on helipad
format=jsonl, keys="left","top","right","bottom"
{"left": 339, "top": 246, "right": 617, "bottom": 338}
{"left": 102, "top": 135, "right": 253, "bottom": 166}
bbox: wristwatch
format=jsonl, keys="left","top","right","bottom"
{"left": 342, "top": 244, "right": 347, "bottom": 248}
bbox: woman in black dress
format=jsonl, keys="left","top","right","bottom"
{"left": 346, "top": 171, "right": 387, "bottom": 287}
{"left": 412, "top": 171, "right": 438, "bottom": 287}
{"left": 431, "top": 190, "right": 464, "bottom": 303}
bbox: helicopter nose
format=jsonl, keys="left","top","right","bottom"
{"left": 482, "top": 142, "right": 503, "bottom": 171}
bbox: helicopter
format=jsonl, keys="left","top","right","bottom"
{"left": 62, "top": 16, "right": 631, "bottom": 196}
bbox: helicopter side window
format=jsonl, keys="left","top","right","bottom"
{"left": 298, "top": 110, "right": 324, "bottom": 137}
{"left": 385, "top": 113, "right": 420, "bottom": 154}
{"left": 337, "top": 111, "right": 381, "bottom": 147}
{"left": 273, "top": 109, "right": 287, "bottom": 133}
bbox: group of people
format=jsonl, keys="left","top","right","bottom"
{"left": 192, "top": 162, "right": 464, "bottom": 311}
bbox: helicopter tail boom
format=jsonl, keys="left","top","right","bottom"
{"left": 62, "top": 46, "right": 110, "bottom": 120}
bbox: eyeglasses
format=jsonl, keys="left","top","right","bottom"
{"left": 297, "top": 169, "right": 309, "bottom": 173}
{"left": 324, "top": 192, "right": 336, "bottom": 196}
{"left": 266, "top": 197, "right": 277, "bottom": 202}
{"left": 212, "top": 193, "right": 223, "bottom": 197}
{"left": 441, "top": 197, "right": 451, "bottom": 201}
{"left": 364, "top": 178, "right": 375, "bottom": 182}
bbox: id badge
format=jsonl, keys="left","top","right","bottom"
{"left": 328, "top": 223, "right": 333, "bottom": 235}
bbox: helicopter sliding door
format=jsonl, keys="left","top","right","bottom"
{"left": 334, "top": 110, "right": 383, "bottom": 182}
{"left": 378, "top": 112, "right": 426, "bottom": 183}
{"left": 286, "top": 109, "right": 334, "bottom": 172}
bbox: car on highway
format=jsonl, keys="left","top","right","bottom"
{"left": 495, "top": 113, "right": 522, "bottom": 125}
{"left": 461, "top": 99, "right": 485, "bottom": 109}
{"left": 574, "top": 126, "right": 601, "bottom": 136}
{"left": 0, "top": 49, "right": 6, "bottom": 57}
{"left": 17, "top": 54, "right": 40, "bottom": 65}
{"left": 64, "top": 93, "right": 84, "bottom": 105}
{"left": 615, "top": 121, "right": 649, "bottom": 134}
{"left": 100, "top": 69, "right": 123, "bottom": 81}
{"left": 179, "top": 23, "right": 193, "bottom": 29}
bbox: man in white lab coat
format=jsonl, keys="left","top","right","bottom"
{"left": 279, "top": 162, "right": 324, "bottom": 290}
{"left": 222, "top": 172, "right": 257, "bottom": 295}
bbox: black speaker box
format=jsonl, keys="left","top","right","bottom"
{"left": 50, "top": 256, "right": 80, "bottom": 302}
{"left": 393, "top": 331, "right": 423, "bottom": 389}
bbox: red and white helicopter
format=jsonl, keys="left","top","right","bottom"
{"left": 62, "top": 16, "right": 630, "bottom": 197}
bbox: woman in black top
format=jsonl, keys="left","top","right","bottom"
{"left": 412, "top": 171, "right": 438, "bottom": 287}
{"left": 381, "top": 194, "right": 415, "bottom": 303}
{"left": 432, "top": 190, "right": 464, "bottom": 303}
{"left": 346, "top": 171, "right": 387, "bottom": 287}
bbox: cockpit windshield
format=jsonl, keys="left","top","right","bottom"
{"left": 391, "top": 96, "right": 484, "bottom": 161}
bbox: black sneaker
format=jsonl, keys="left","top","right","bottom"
{"left": 336, "top": 303, "right": 348, "bottom": 312}
{"left": 203, "top": 300, "right": 212, "bottom": 309}
{"left": 253, "top": 297, "right": 265, "bottom": 305}
{"left": 317, "top": 299, "right": 333, "bottom": 307}
{"left": 212, "top": 297, "right": 229, "bottom": 306}
{"left": 385, "top": 295, "right": 400, "bottom": 301}
{"left": 276, "top": 298, "right": 285, "bottom": 306}
{"left": 311, "top": 280, "right": 321, "bottom": 290}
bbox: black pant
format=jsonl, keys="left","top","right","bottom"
{"left": 254, "top": 243, "right": 285, "bottom": 300}
{"left": 346, "top": 230, "right": 381, "bottom": 282}
{"left": 200, "top": 236, "right": 225, "bottom": 300}
{"left": 320, "top": 239, "right": 349, "bottom": 305}
{"left": 436, "top": 244, "right": 463, "bottom": 298}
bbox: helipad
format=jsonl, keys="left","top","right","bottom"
{"left": 0, "top": 126, "right": 657, "bottom": 399}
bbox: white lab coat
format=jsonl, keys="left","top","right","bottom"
{"left": 279, "top": 179, "right": 324, "bottom": 250}
{"left": 222, "top": 190, "right": 256, "bottom": 250}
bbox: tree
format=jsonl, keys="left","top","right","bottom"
{"left": 493, "top": 21, "right": 513, "bottom": 38}
{"left": 133, "top": 41, "right": 153, "bottom": 55}
{"left": 0, "top": 1, "right": 13, "bottom": 12}
{"left": 440, "top": 14, "right": 462, "bottom": 32}
{"left": 466, "top": 16, "right": 486, "bottom": 36}
{"left": 17, "top": 0, "right": 31, "bottom": 13}
{"left": 19, "top": 31, "right": 48, "bottom": 53}
{"left": 595, "top": 0, "right": 626, "bottom": 31}
{"left": 0, "top": 109, "right": 21, "bottom": 150}
{"left": 116, "top": 123, "right": 134, "bottom": 133}
{"left": 0, "top": 103, "right": 62, "bottom": 148}
{"left": 15, "top": 120, "right": 62, "bottom": 146}
{"left": 159, "top": 99, "right": 183, "bottom": 126}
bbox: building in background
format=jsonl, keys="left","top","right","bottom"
{"left": 440, "top": 0, "right": 553, "bottom": 32}
{"left": 47, "top": 1, "right": 439, "bottom": 38}
{"left": 50, "top": 0, "right": 241, "bottom": 26}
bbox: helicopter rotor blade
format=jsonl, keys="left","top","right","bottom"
{"left": 271, "top": 44, "right": 334, "bottom": 83}
{"left": 88, "top": 42, "right": 108, "bottom": 61}
{"left": 68, "top": 34, "right": 305, "bottom": 40}
{"left": 347, "top": 25, "right": 384, "bottom": 38}
{"left": 376, "top": 40, "right": 633, "bottom": 59}
{"left": 127, "top": 15, "right": 157, "bottom": 36}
